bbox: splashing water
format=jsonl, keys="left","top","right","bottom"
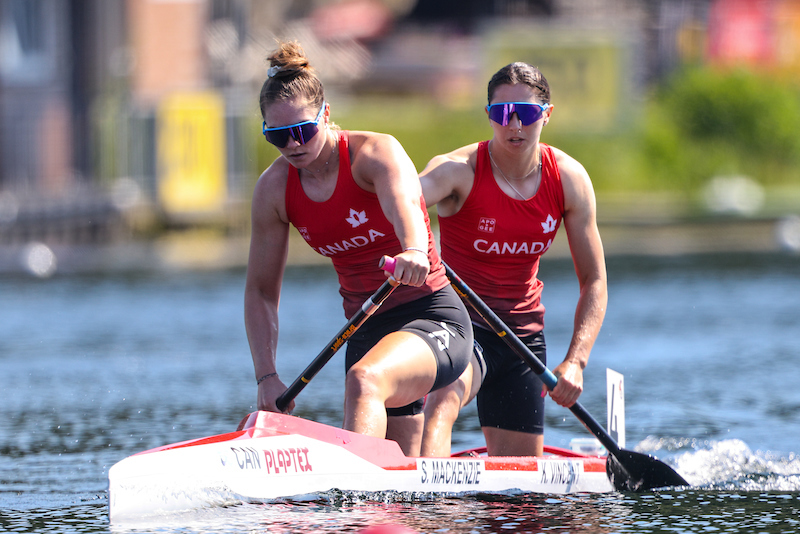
{"left": 638, "top": 436, "right": 800, "bottom": 491}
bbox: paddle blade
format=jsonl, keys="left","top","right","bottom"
{"left": 606, "top": 449, "right": 688, "bottom": 492}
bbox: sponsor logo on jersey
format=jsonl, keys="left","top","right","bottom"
{"left": 478, "top": 217, "right": 496, "bottom": 233}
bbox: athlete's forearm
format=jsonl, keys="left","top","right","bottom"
{"left": 244, "top": 287, "right": 280, "bottom": 378}
{"left": 565, "top": 277, "right": 607, "bottom": 369}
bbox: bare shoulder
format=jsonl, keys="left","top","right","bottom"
{"left": 420, "top": 142, "right": 478, "bottom": 181}
{"left": 549, "top": 145, "right": 596, "bottom": 212}
{"left": 252, "top": 157, "right": 290, "bottom": 224}
{"left": 347, "top": 130, "right": 418, "bottom": 194}
{"left": 419, "top": 143, "right": 479, "bottom": 212}
{"left": 348, "top": 130, "right": 404, "bottom": 160}
{"left": 550, "top": 145, "right": 589, "bottom": 182}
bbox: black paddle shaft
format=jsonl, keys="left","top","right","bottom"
{"left": 442, "top": 261, "right": 688, "bottom": 492}
{"left": 276, "top": 278, "right": 397, "bottom": 412}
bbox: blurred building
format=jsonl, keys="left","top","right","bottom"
{"left": 1, "top": 0, "right": 797, "bottom": 246}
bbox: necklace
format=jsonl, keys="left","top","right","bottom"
{"left": 488, "top": 145, "right": 541, "bottom": 201}
{"left": 305, "top": 132, "right": 338, "bottom": 174}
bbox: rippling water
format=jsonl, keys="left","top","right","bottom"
{"left": 1, "top": 252, "right": 799, "bottom": 533}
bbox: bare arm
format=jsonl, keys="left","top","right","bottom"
{"left": 547, "top": 150, "right": 608, "bottom": 408}
{"left": 418, "top": 143, "right": 478, "bottom": 216}
{"left": 352, "top": 132, "right": 431, "bottom": 286}
{"left": 244, "top": 164, "right": 292, "bottom": 413}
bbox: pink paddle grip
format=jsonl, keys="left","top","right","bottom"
{"left": 380, "top": 256, "right": 396, "bottom": 275}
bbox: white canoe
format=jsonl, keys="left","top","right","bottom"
{"left": 108, "top": 411, "right": 614, "bottom": 519}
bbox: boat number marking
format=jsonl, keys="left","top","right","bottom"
{"left": 538, "top": 460, "right": 582, "bottom": 489}
{"left": 417, "top": 459, "right": 483, "bottom": 485}
{"left": 226, "top": 446, "right": 313, "bottom": 474}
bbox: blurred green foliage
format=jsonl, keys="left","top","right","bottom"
{"left": 639, "top": 66, "right": 800, "bottom": 191}
{"left": 253, "top": 67, "right": 800, "bottom": 197}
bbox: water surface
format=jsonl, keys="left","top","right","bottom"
{"left": 1, "top": 253, "right": 799, "bottom": 532}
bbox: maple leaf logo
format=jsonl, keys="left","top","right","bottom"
{"left": 541, "top": 214, "right": 557, "bottom": 234}
{"left": 346, "top": 208, "right": 368, "bottom": 228}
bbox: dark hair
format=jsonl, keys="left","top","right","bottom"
{"left": 259, "top": 41, "right": 325, "bottom": 117}
{"left": 487, "top": 62, "right": 550, "bottom": 105}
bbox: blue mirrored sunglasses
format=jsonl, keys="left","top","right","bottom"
{"left": 262, "top": 101, "right": 326, "bottom": 148}
{"left": 486, "top": 102, "right": 551, "bottom": 127}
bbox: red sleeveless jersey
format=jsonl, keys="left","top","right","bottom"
{"left": 438, "top": 141, "right": 565, "bottom": 336}
{"left": 285, "top": 131, "right": 448, "bottom": 318}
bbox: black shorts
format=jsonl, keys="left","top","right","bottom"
{"left": 475, "top": 327, "right": 546, "bottom": 434}
{"left": 345, "top": 285, "right": 473, "bottom": 416}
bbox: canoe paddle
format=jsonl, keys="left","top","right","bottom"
{"left": 442, "top": 261, "right": 688, "bottom": 492}
{"left": 276, "top": 257, "right": 399, "bottom": 412}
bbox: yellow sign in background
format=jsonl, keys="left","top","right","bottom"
{"left": 157, "top": 92, "right": 227, "bottom": 216}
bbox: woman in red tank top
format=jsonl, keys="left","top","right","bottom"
{"left": 244, "top": 41, "right": 473, "bottom": 456}
{"left": 418, "top": 62, "right": 608, "bottom": 457}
